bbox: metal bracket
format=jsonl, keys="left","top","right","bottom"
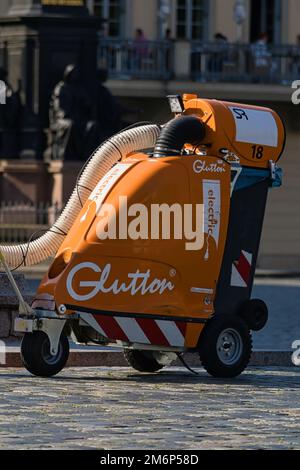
{"left": 14, "top": 315, "right": 66, "bottom": 356}
{"left": 35, "top": 318, "right": 66, "bottom": 356}
{"left": 223, "top": 151, "right": 241, "bottom": 165}
{"left": 269, "top": 160, "right": 277, "bottom": 181}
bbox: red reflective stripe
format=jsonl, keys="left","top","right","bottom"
{"left": 237, "top": 253, "right": 251, "bottom": 285}
{"left": 175, "top": 321, "right": 186, "bottom": 337}
{"left": 94, "top": 315, "right": 129, "bottom": 342}
{"left": 136, "top": 318, "right": 170, "bottom": 346}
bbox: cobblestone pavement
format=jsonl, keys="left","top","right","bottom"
{"left": 0, "top": 367, "right": 299, "bottom": 450}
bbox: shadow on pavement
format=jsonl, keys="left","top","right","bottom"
{"left": 1, "top": 367, "right": 299, "bottom": 390}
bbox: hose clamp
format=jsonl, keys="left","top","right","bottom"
{"left": 269, "top": 160, "right": 276, "bottom": 181}
{"left": 153, "top": 146, "right": 182, "bottom": 157}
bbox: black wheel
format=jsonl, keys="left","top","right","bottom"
{"left": 123, "top": 349, "right": 164, "bottom": 373}
{"left": 199, "top": 315, "right": 252, "bottom": 378}
{"left": 21, "top": 331, "right": 69, "bottom": 377}
{"left": 240, "top": 299, "right": 268, "bottom": 332}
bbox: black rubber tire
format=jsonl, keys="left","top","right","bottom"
{"left": 123, "top": 349, "right": 164, "bottom": 373}
{"left": 240, "top": 299, "right": 268, "bottom": 332}
{"left": 21, "top": 331, "right": 69, "bottom": 377}
{"left": 199, "top": 315, "right": 252, "bottom": 378}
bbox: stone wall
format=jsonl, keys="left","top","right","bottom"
{"left": 0, "top": 160, "right": 82, "bottom": 207}
{"left": 0, "top": 273, "right": 32, "bottom": 338}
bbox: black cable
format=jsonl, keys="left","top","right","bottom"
{"left": 10, "top": 227, "right": 66, "bottom": 273}
{"left": 19, "top": 244, "right": 26, "bottom": 268}
{"left": 52, "top": 224, "right": 68, "bottom": 237}
{"left": 75, "top": 121, "right": 159, "bottom": 207}
{"left": 176, "top": 353, "right": 200, "bottom": 376}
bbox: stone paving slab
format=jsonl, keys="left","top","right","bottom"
{"left": 0, "top": 367, "right": 299, "bottom": 450}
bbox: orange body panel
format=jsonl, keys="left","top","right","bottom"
{"left": 37, "top": 155, "right": 231, "bottom": 348}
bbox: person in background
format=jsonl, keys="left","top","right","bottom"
{"left": 251, "top": 33, "right": 272, "bottom": 82}
{"left": 252, "top": 33, "right": 271, "bottom": 68}
{"left": 134, "top": 28, "right": 147, "bottom": 43}
{"left": 165, "top": 28, "right": 172, "bottom": 41}
{"left": 133, "top": 28, "right": 149, "bottom": 70}
{"left": 209, "top": 33, "right": 228, "bottom": 74}
{"left": 214, "top": 32, "right": 228, "bottom": 44}
{"left": 99, "top": 18, "right": 109, "bottom": 39}
{"left": 164, "top": 29, "right": 174, "bottom": 78}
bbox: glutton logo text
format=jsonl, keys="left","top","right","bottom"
{"left": 66, "top": 262, "right": 175, "bottom": 302}
{"left": 193, "top": 159, "right": 226, "bottom": 174}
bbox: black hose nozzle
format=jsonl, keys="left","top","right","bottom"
{"left": 153, "top": 115, "right": 206, "bottom": 158}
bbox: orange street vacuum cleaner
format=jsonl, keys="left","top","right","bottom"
{"left": 0, "top": 94, "right": 285, "bottom": 378}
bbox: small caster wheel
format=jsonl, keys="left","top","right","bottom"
{"left": 240, "top": 299, "right": 268, "bottom": 332}
{"left": 199, "top": 315, "right": 252, "bottom": 378}
{"left": 123, "top": 349, "right": 164, "bottom": 373}
{"left": 21, "top": 331, "right": 69, "bottom": 377}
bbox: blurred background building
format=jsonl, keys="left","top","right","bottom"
{"left": 0, "top": 0, "right": 299, "bottom": 270}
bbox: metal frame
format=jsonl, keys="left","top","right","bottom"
{"left": 191, "top": 41, "right": 297, "bottom": 84}
{"left": 14, "top": 308, "right": 187, "bottom": 354}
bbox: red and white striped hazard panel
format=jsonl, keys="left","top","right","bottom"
{"left": 231, "top": 251, "right": 253, "bottom": 288}
{"left": 79, "top": 312, "right": 187, "bottom": 347}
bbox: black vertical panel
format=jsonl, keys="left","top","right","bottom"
{"left": 214, "top": 180, "right": 269, "bottom": 317}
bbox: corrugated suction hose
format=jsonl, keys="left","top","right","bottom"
{"left": 0, "top": 124, "right": 160, "bottom": 268}
{"left": 153, "top": 115, "right": 205, "bottom": 157}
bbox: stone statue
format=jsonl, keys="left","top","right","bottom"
{"left": 47, "top": 64, "right": 100, "bottom": 161}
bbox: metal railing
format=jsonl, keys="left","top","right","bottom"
{"left": 0, "top": 202, "right": 62, "bottom": 243}
{"left": 98, "top": 39, "right": 174, "bottom": 80}
{"left": 191, "top": 42, "right": 300, "bottom": 84}
{"left": 99, "top": 39, "right": 300, "bottom": 84}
